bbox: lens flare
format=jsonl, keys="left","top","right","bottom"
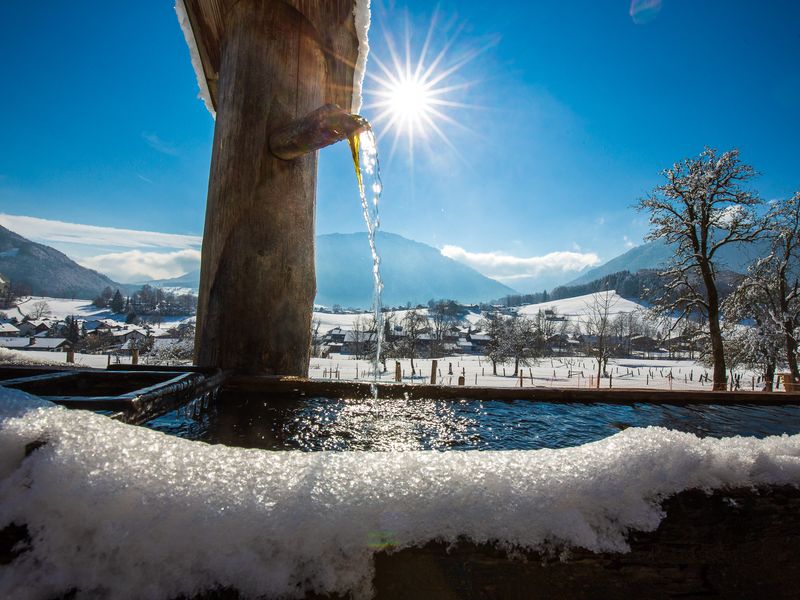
{"left": 363, "top": 11, "right": 490, "bottom": 162}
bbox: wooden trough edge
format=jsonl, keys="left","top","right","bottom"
{"left": 5, "top": 485, "right": 795, "bottom": 597}
{"left": 370, "top": 485, "right": 800, "bottom": 599}
{"left": 223, "top": 375, "right": 800, "bottom": 405}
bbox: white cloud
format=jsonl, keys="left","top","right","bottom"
{"left": 142, "top": 132, "right": 179, "bottom": 156}
{"left": 79, "top": 249, "right": 201, "bottom": 283}
{"left": 441, "top": 245, "right": 600, "bottom": 282}
{"left": 0, "top": 214, "right": 202, "bottom": 251}
{"left": 623, "top": 235, "right": 636, "bottom": 249}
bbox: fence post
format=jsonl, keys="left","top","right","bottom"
{"left": 458, "top": 375, "right": 465, "bottom": 386}
{"left": 430, "top": 359, "right": 438, "bottom": 385}
{"left": 395, "top": 361, "right": 401, "bottom": 382}
{"left": 131, "top": 348, "right": 139, "bottom": 366}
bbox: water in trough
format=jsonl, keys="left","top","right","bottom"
{"left": 147, "top": 397, "right": 800, "bottom": 452}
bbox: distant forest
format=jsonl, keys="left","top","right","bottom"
{"left": 496, "top": 269, "right": 742, "bottom": 308}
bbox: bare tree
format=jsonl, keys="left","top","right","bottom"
{"left": 310, "top": 318, "right": 322, "bottom": 358}
{"left": 636, "top": 148, "right": 763, "bottom": 390}
{"left": 28, "top": 300, "right": 50, "bottom": 320}
{"left": 349, "top": 316, "right": 376, "bottom": 360}
{"left": 506, "top": 314, "right": 540, "bottom": 376}
{"left": 584, "top": 290, "right": 618, "bottom": 387}
{"left": 479, "top": 312, "right": 511, "bottom": 375}
{"left": 398, "top": 309, "right": 428, "bottom": 375}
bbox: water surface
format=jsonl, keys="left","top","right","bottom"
{"left": 146, "top": 396, "right": 800, "bottom": 451}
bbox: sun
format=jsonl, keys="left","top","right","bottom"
{"left": 386, "top": 75, "right": 433, "bottom": 127}
{"left": 362, "top": 12, "right": 488, "bottom": 160}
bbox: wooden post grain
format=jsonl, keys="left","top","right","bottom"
{"left": 195, "top": 1, "right": 325, "bottom": 375}
{"left": 430, "top": 359, "right": 438, "bottom": 384}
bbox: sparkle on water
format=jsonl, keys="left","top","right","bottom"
{"left": 149, "top": 397, "right": 800, "bottom": 453}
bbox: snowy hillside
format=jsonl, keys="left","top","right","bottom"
{"left": 568, "top": 238, "right": 770, "bottom": 286}
{"left": 517, "top": 291, "right": 646, "bottom": 326}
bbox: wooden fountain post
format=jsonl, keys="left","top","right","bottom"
{"left": 179, "top": 0, "right": 362, "bottom": 375}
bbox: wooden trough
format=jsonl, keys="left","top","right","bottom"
{"left": 0, "top": 365, "right": 224, "bottom": 425}
{"left": 3, "top": 366, "right": 800, "bottom": 597}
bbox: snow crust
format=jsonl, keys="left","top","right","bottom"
{"left": 351, "top": 0, "right": 371, "bottom": 113}
{"left": 2, "top": 386, "right": 800, "bottom": 599}
{"left": 175, "top": 0, "right": 216, "bottom": 118}
{"left": 0, "top": 348, "right": 63, "bottom": 367}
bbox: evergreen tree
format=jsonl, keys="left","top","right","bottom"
{"left": 110, "top": 289, "right": 124, "bottom": 313}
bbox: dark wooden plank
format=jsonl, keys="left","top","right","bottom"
{"left": 372, "top": 486, "right": 800, "bottom": 599}
{"left": 1, "top": 371, "right": 80, "bottom": 388}
{"left": 223, "top": 375, "right": 800, "bottom": 405}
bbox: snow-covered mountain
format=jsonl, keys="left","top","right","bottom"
{"left": 0, "top": 225, "right": 128, "bottom": 299}
{"left": 568, "top": 237, "right": 770, "bottom": 286}
{"left": 144, "top": 232, "right": 515, "bottom": 308}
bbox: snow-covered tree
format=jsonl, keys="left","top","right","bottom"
{"left": 730, "top": 192, "right": 800, "bottom": 381}
{"left": 583, "top": 290, "right": 618, "bottom": 387}
{"left": 479, "top": 313, "right": 511, "bottom": 375}
{"left": 636, "top": 148, "right": 763, "bottom": 390}
{"left": 398, "top": 309, "right": 428, "bottom": 375}
{"left": 721, "top": 295, "right": 782, "bottom": 391}
{"left": 505, "top": 314, "right": 540, "bottom": 376}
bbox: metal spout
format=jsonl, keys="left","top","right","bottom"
{"left": 269, "top": 104, "right": 369, "bottom": 161}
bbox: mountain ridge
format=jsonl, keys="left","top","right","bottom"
{"left": 568, "top": 237, "right": 770, "bottom": 286}
{"left": 145, "top": 232, "right": 516, "bottom": 307}
{"left": 0, "top": 225, "right": 130, "bottom": 300}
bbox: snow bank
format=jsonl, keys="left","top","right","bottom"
{"left": 2, "top": 387, "right": 800, "bottom": 599}
{"left": 175, "top": 0, "right": 216, "bottom": 118}
{"left": 352, "top": 0, "right": 371, "bottom": 114}
{"left": 0, "top": 348, "right": 63, "bottom": 367}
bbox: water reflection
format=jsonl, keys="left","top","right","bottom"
{"left": 146, "top": 397, "right": 800, "bottom": 452}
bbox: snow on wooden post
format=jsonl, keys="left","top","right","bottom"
{"left": 180, "top": 0, "right": 364, "bottom": 376}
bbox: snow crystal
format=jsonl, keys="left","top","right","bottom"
{"left": 2, "top": 386, "right": 800, "bottom": 599}
{"left": 351, "top": 0, "right": 371, "bottom": 114}
{"left": 175, "top": 0, "right": 216, "bottom": 119}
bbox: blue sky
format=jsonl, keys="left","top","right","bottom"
{"left": 1, "top": 0, "right": 798, "bottom": 290}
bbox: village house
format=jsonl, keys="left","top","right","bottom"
{"left": 16, "top": 319, "right": 51, "bottom": 337}
{"left": 0, "top": 322, "right": 20, "bottom": 337}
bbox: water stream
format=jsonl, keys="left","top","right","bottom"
{"left": 348, "top": 126, "right": 384, "bottom": 390}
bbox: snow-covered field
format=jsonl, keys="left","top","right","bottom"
{"left": 310, "top": 354, "right": 762, "bottom": 391}
{"left": 10, "top": 296, "right": 196, "bottom": 328}
{"left": 1, "top": 293, "right": 769, "bottom": 390}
